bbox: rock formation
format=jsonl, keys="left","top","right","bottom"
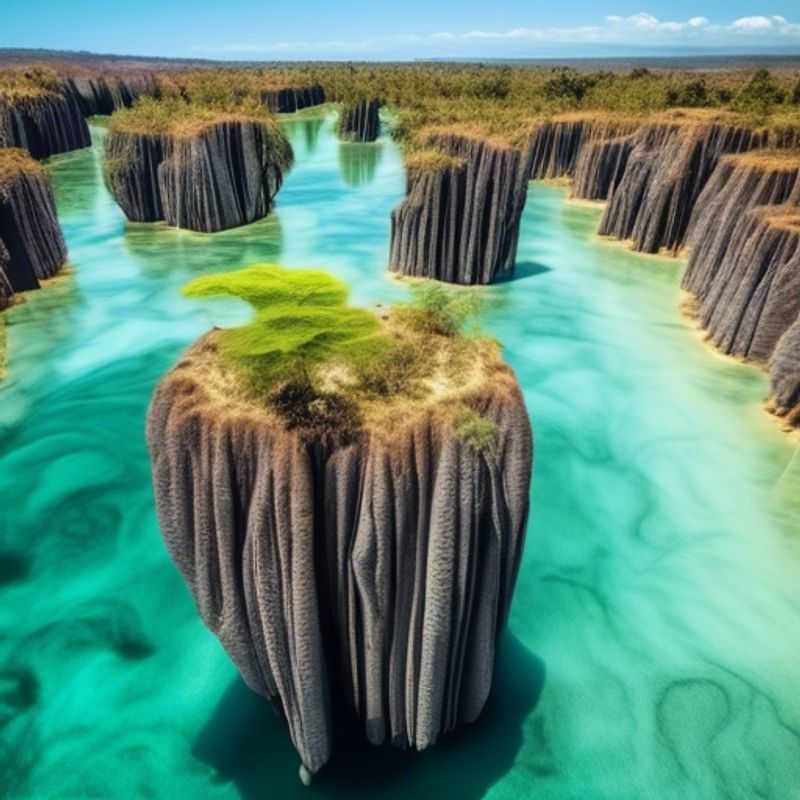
{"left": 680, "top": 152, "right": 800, "bottom": 429}
{"left": 62, "top": 74, "right": 155, "bottom": 117}
{"left": 0, "top": 149, "right": 67, "bottom": 292}
{"left": 390, "top": 133, "right": 530, "bottom": 284}
{"left": 262, "top": 84, "right": 325, "bottom": 114}
{"left": 105, "top": 117, "right": 292, "bottom": 232}
{"left": 0, "top": 88, "right": 90, "bottom": 159}
{"left": 147, "top": 314, "right": 533, "bottom": 778}
{"left": 599, "top": 121, "right": 764, "bottom": 253}
{"left": 0, "top": 240, "right": 13, "bottom": 310}
{"left": 768, "top": 317, "right": 800, "bottom": 428}
{"left": 338, "top": 98, "right": 381, "bottom": 143}
{"left": 572, "top": 134, "right": 634, "bottom": 201}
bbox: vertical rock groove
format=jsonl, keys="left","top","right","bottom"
{"left": 262, "top": 85, "right": 325, "bottom": 114}
{"left": 146, "top": 334, "right": 533, "bottom": 776}
{"left": 0, "top": 151, "right": 67, "bottom": 292}
{"left": 599, "top": 123, "right": 765, "bottom": 253}
{"left": 105, "top": 120, "right": 290, "bottom": 233}
{"left": 339, "top": 99, "right": 381, "bottom": 143}
{"left": 390, "top": 134, "right": 530, "bottom": 284}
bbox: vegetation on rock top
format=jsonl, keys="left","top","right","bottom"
{"left": 0, "top": 148, "right": 42, "bottom": 182}
{"left": 181, "top": 264, "right": 501, "bottom": 441}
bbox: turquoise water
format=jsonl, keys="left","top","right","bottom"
{"left": 2, "top": 111, "right": 800, "bottom": 799}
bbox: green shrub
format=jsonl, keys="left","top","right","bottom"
{"left": 792, "top": 80, "right": 800, "bottom": 106}
{"left": 397, "top": 282, "right": 482, "bottom": 337}
{"left": 543, "top": 70, "right": 596, "bottom": 105}
{"left": 182, "top": 264, "right": 384, "bottom": 391}
{"left": 454, "top": 408, "right": 497, "bottom": 455}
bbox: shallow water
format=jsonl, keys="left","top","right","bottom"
{"left": 1, "top": 111, "right": 800, "bottom": 800}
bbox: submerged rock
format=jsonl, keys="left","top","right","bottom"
{"left": 390, "top": 134, "right": 529, "bottom": 284}
{"left": 599, "top": 121, "right": 764, "bottom": 254}
{"left": 105, "top": 117, "right": 292, "bottom": 233}
{"left": 0, "top": 149, "right": 67, "bottom": 292}
{"left": 769, "top": 317, "right": 800, "bottom": 429}
{"left": 0, "top": 89, "right": 90, "bottom": 159}
{"left": 262, "top": 84, "right": 325, "bottom": 113}
{"left": 147, "top": 314, "right": 533, "bottom": 777}
{"left": 338, "top": 98, "right": 381, "bottom": 143}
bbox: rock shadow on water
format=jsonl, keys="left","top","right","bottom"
{"left": 192, "top": 632, "right": 545, "bottom": 799}
{"left": 338, "top": 142, "right": 383, "bottom": 189}
{"left": 494, "top": 261, "right": 553, "bottom": 283}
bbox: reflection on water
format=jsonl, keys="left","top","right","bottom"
{"left": 283, "top": 115, "right": 325, "bottom": 160}
{"left": 1, "top": 112, "right": 800, "bottom": 799}
{"left": 338, "top": 142, "right": 383, "bottom": 188}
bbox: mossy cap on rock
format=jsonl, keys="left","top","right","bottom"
{"left": 182, "top": 264, "right": 383, "bottom": 390}
{"left": 179, "top": 264, "right": 508, "bottom": 434}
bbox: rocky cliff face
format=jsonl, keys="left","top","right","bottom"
{"left": 0, "top": 89, "right": 90, "bottom": 159}
{"left": 263, "top": 84, "right": 325, "bottom": 113}
{"left": 680, "top": 154, "right": 800, "bottom": 429}
{"left": 147, "top": 332, "right": 533, "bottom": 778}
{"left": 338, "top": 98, "right": 380, "bottom": 143}
{"left": 390, "top": 134, "right": 530, "bottom": 284}
{"left": 524, "top": 118, "right": 635, "bottom": 184}
{"left": 0, "top": 240, "right": 13, "bottom": 310}
{"left": 768, "top": 317, "right": 800, "bottom": 428}
{"left": 599, "top": 122, "right": 765, "bottom": 254}
{"left": 62, "top": 74, "right": 155, "bottom": 117}
{"left": 105, "top": 121, "right": 289, "bottom": 232}
{"left": 572, "top": 134, "right": 634, "bottom": 201}
{"left": 0, "top": 154, "right": 67, "bottom": 292}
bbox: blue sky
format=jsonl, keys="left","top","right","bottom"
{"left": 2, "top": 1, "right": 799, "bottom": 60}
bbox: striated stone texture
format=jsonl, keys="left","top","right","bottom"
{"left": 105, "top": 121, "right": 289, "bottom": 232}
{"left": 680, "top": 154, "right": 800, "bottom": 429}
{"left": 0, "top": 154, "right": 67, "bottom": 292}
{"left": 572, "top": 134, "right": 634, "bottom": 201}
{"left": 768, "top": 317, "right": 800, "bottom": 428}
{"left": 390, "top": 134, "right": 530, "bottom": 284}
{"left": 263, "top": 84, "right": 325, "bottom": 114}
{"left": 0, "top": 240, "right": 13, "bottom": 310}
{"left": 63, "top": 74, "right": 155, "bottom": 117}
{"left": 0, "top": 89, "right": 90, "bottom": 159}
{"left": 338, "top": 98, "right": 381, "bottom": 143}
{"left": 524, "top": 118, "right": 635, "bottom": 184}
{"left": 599, "top": 123, "right": 765, "bottom": 254}
{"left": 147, "top": 333, "right": 533, "bottom": 776}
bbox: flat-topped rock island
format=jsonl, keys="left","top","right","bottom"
{"left": 104, "top": 99, "right": 293, "bottom": 232}
{"left": 146, "top": 266, "right": 533, "bottom": 782}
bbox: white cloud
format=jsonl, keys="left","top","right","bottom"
{"left": 732, "top": 16, "right": 776, "bottom": 30}
{"left": 204, "top": 13, "right": 800, "bottom": 57}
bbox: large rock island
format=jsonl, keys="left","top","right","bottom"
{"left": 146, "top": 266, "right": 533, "bottom": 780}
{"left": 0, "top": 148, "right": 67, "bottom": 298}
{"left": 105, "top": 99, "right": 293, "bottom": 232}
{"left": 390, "top": 131, "right": 530, "bottom": 284}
